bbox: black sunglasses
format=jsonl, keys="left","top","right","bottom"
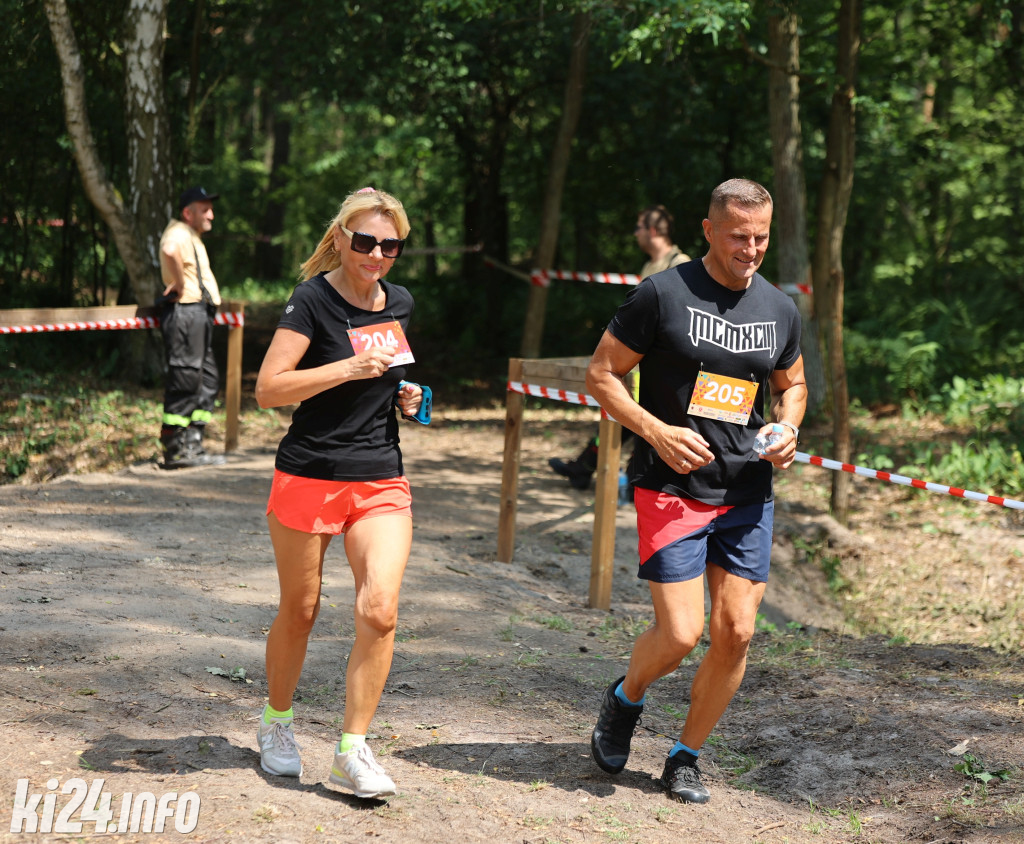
{"left": 339, "top": 225, "right": 405, "bottom": 259}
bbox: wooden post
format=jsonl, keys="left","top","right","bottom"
{"left": 497, "top": 358, "right": 525, "bottom": 562}
{"left": 589, "top": 416, "right": 622, "bottom": 610}
{"left": 222, "top": 300, "right": 244, "bottom": 453}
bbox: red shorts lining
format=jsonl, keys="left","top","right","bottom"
{"left": 266, "top": 470, "right": 411, "bottom": 535}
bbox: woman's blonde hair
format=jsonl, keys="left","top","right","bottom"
{"left": 299, "top": 187, "right": 411, "bottom": 280}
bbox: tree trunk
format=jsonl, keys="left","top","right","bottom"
{"left": 125, "top": 0, "right": 173, "bottom": 297}
{"left": 255, "top": 99, "right": 291, "bottom": 280}
{"left": 42, "top": 0, "right": 163, "bottom": 308}
{"left": 811, "top": 0, "right": 861, "bottom": 524}
{"left": 766, "top": 2, "right": 825, "bottom": 415}
{"left": 519, "top": 11, "right": 592, "bottom": 359}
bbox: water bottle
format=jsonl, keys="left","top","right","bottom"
{"left": 753, "top": 423, "right": 784, "bottom": 455}
{"left": 618, "top": 470, "right": 631, "bottom": 505}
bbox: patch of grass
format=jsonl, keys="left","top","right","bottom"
{"left": 792, "top": 536, "right": 848, "bottom": 593}
{"left": 533, "top": 614, "right": 572, "bottom": 632}
{"left": 936, "top": 796, "right": 986, "bottom": 827}
{"left": 587, "top": 805, "right": 634, "bottom": 841}
{"left": 593, "top": 614, "right": 650, "bottom": 639}
{"left": 514, "top": 651, "right": 543, "bottom": 668}
{"left": 652, "top": 806, "right": 678, "bottom": 824}
{"left": 253, "top": 805, "right": 279, "bottom": 823}
{"left": 0, "top": 366, "right": 284, "bottom": 485}
{"left": 660, "top": 703, "right": 687, "bottom": 720}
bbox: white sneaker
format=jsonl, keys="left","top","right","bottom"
{"left": 329, "top": 743, "right": 396, "bottom": 798}
{"left": 257, "top": 720, "right": 303, "bottom": 777}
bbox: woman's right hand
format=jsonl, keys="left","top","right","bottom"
{"left": 347, "top": 345, "right": 397, "bottom": 380}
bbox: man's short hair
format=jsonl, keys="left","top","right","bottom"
{"left": 708, "top": 179, "right": 772, "bottom": 219}
{"left": 639, "top": 205, "right": 675, "bottom": 240}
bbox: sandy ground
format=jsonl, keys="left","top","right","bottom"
{"left": 1, "top": 407, "right": 1022, "bottom": 843}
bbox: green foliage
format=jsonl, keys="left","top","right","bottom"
{"left": 613, "top": 0, "right": 752, "bottom": 63}
{"left": 845, "top": 329, "right": 940, "bottom": 406}
{"left": 5, "top": 0, "right": 1024, "bottom": 442}
{"left": 0, "top": 364, "right": 161, "bottom": 482}
{"left": 941, "top": 375, "right": 1024, "bottom": 437}
{"left": 902, "top": 374, "right": 1024, "bottom": 500}
{"left": 928, "top": 440, "right": 1024, "bottom": 501}
{"left": 954, "top": 753, "right": 1011, "bottom": 786}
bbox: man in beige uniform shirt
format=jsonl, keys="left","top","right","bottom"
{"left": 549, "top": 205, "right": 690, "bottom": 490}
{"left": 157, "top": 186, "right": 225, "bottom": 469}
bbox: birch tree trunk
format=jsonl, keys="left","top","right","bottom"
{"left": 811, "top": 0, "right": 862, "bottom": 524}
{"left": 125, "top": 0, "right": 173, "bottom": 296}
{"left": 519, "top": 11, "right": 592, "bottom": 358}
{"left": 42, "top": 0, "right": 166, "bottom": 307}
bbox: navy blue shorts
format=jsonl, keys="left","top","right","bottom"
{"left": 634, "top": 487, "right": 774, "bottom": 584}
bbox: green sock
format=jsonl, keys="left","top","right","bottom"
{"left": 263, "top": 705, "right": 293, "bottom": 725}
{"left": 338, "top": 733, "right": 366, "bottom": 754}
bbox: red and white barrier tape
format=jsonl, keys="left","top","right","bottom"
{"left": 506, "top": 378, "right": 1022, "bottom": 511}
{"left": 0, "top": 311, "right": 244, "bottom": 335}
{"left": 529, "top": 269, "right": 642, "bottom": 287}
{"left": 214, "top": 311, "right": 245, "bottom": 328}
{"left": 508, "top": 380, "right": 600, "bottom": 407}
{"left": 507, "top": 380, "right": 613, "bottom": 420}
{"left": 529, "top": 267, "right": 809, "bottom": 296}
{"left": 795, "top": 452, "right": 1024, "bottom": 511}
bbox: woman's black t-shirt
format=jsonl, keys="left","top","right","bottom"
{"left": 608, "top": 259, "right": 801, "bottom": 506}
{"left": 273, "top": 274, "right": 414, "bottom": 481}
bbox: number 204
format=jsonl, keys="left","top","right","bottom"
{"left": 358, "top": 329, "right": 399, "bottom": 351}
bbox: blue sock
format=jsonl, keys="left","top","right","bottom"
{"left": 614, "top": 681, "right": 645, "bottom": 708}
{"left": 669, "top": 741, "right": 700, "bottom": 761}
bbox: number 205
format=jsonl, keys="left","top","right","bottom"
{"left": 705, "top": 380, "right": 747, "bottom": 407}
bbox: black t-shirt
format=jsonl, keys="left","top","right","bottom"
{"left": 608, "top": 259, "right": 801, "bottom": 506}
{"left": 273, "top": 274, "right": 415, "bottom": 481}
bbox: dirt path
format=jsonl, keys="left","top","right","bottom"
{"left": 1, "top": 409, "right": 1022, "bottom": 843}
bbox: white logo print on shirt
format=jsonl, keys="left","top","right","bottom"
{"left": 687, "top": 307, "right": 777, "bottom": 357}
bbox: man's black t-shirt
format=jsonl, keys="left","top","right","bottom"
{"left": 608, "top": 259, "right": 801, "bottom": 506}
{"left": 273, "top": 274, "right": 414, "bottom": 481}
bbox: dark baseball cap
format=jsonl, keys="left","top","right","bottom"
{"left": 179, "top": 186, "right": 220, "bottom": 210}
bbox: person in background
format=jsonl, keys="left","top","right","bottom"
{"left": 254, "top": 187, "right": 424, "bottom": 800}
{"left": 157, "top": 185, "right": 225, "bottom": 469}
{"left": 585, "top": 179, "right": 806, "bottom": 803}
{"left": 549, "top": 205, "right": 690, "bottom": 490}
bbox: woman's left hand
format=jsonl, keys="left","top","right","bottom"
{"left": 396, "top": 383, "right": 423, "bottom": 417}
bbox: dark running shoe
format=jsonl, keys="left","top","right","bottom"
{"left": 549, "top": 440, "right": 598, "bottom": 490}
{"left": 591, "top": 676, "right": 642, "bottom": 774}
{"left": 548, "top": 457, "right": 594, "bottom": 490}
{"left": 660, "top": 753, "right": 711, "bottom": 804}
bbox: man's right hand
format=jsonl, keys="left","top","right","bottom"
{"left": 646, "top": 418, "right": 714, "bottom": 475}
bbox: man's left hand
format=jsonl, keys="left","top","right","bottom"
{"left": 758, "top": 425, "right": 797, "bottom": 470}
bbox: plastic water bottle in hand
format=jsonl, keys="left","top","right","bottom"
{"left": 753, "top": 423, "right": 784, "bottom": 455}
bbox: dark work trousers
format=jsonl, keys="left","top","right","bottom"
{"left": 161, "top": 302, "right": 219, "bottom": 429}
